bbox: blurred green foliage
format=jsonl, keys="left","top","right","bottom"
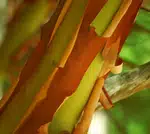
{"left": 0, "top": 0, "right": 7, "bottom": 43}
{"left": 0, "top": 0, "right": 8, "bottom": 98}
{"left": 120, "top": 9, "right": 150, "bottom": 65}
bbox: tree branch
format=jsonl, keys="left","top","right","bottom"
{"left": 141, "top": 0, "right": 150, "bottom": 12}
{"left": 97, "top": 61, "right": 150, "bottom": 110}
{"left": 140, "top": 6, "right": 150, "bottom": 12}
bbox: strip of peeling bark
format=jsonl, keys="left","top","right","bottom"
{"left": 97, "top": 61, "right": 150, "bottom": 110}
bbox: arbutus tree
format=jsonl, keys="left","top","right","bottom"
{"left": 0, "top": 0, "right": 149, "bottom": 134}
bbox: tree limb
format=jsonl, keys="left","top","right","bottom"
{"left": 141, "top": 0, "right": 150, "bottom": 12}
{"left": 140, "top": 6, "right": 150, "bottom": 12}
{"left": 97, "top": 61, "right": 150, "bottom": 110}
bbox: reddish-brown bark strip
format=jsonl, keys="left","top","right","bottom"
{"left": 15, "top": 1, "right": 107, "bottom": 133}
{"left": 100, "top": 87, "right": 113, "bottom": 109}
{"left": 0, "top": 0, "right": 66, "bottom": 114}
